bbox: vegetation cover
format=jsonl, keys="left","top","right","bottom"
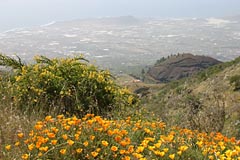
{"left": 3, "top": 114, "right": 240, "bottom": 160}
{"left": 0, "top": 54, "right": 239, "bottom": 159}
{"left": 0, "top": 54, "right": 137, "bottom": 117}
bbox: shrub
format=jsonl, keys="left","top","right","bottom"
{"left": 0, "top": 54, "right": 138, "bottom": 117}
{"left": 230, "top": 75, "right": 240, "bottom": 91}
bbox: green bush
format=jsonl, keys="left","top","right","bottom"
{"left": 0, "top": 54, "right": 138, "bottom": 117}
{"left": 230, "top": 74, "right": 240, "bottom": 91}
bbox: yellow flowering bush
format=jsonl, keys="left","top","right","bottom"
{"left": 9, "top": 55, "right": 137, "bottom": 116}
{"left": 3, "top": 114, "right": 239, "bottom": 159}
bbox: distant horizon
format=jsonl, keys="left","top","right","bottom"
{"left": 1, "top": 14, "right": 240, "bottom": 33}
{"left": 1, "top": 0, "right": 240, "bottom": 32}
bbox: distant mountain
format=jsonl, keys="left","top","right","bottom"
{"left": 94, "top": 16, "right": 142, "bottom": 25}
{"left": 145, "top": 53, "right": 221, "bottom": 83}
{"left": 55, "top": 16, "right": 142, "bottom": 26}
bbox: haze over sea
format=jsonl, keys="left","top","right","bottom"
{"left": 0, "top": 0, "right": 240, "bottom": 32}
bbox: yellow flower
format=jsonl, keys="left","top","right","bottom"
{"left": 155, "top": 151, "right": 165, "bottom": 157}
{"left": 163, "top": 148, "right": 169, "bottom": 153}
{"left": 177, "top": 151, "right": 182, "bottom": 155}
{"left": 39, "top": 146, "right": 48, "bottom": 152}
{"left": 111, "top": 146, "right": 118, "bottom": 152}
{"left": 76, "top": 148, "right": 83, "bottom": 153}
{"left": 136, "top": 146, "right": 144, "bottom": 153}
{"left": 91, "top": 151, "right": 99, "bottom": 158}
{"left": 154, "top": 142, "right": 162, "bottom": 148}
{"left": 60, "top": 149, "right": 67, "bottom": 155}
{"left": 67, "top": 139, "right": 75, "bottom": 146}
{"left": 38, "top": 152, "right": 43, "bottom": 157}
{"left": 101, "top": 140, "right": 109, "bottom": 147}
{"left": 196, "top": 141, "right": 203, "bottom": 148}
{"left": 28, "top": 143, "right": 35, "bottom": 151}
{"left": 179, "top": 145, "right": 188, "bottom": 152}
{"left": 133, "top": 153, "right": 143, "bottom": 159}
{"left": 15, "top": 141, "right": 20, "bottom": 146}
{"left": 21, "top": 154, "right": 29, "bottom": 160}
{"left": 225, "top": 150, "right": 232, "bottom": 158}
{"left": 169, "top": 154, "right": 175, "bottom": 160}
{"left": 5, "top": 145, "right": 11, "bottom": 150}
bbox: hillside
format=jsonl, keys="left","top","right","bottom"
{"left": 145, "top": 53, "right": 222, "bottom": 83}
{"left": 142, "top": 56, "right": 240, "bottom": 138}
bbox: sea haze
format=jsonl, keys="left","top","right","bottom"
{"left": 0, "top": 16, "right": 240, "bottom": 72}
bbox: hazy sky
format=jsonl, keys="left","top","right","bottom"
{"left": 0, "top": 0, "right": 240, "bottom": 31}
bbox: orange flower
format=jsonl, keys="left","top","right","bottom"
{"left": 57, "top": 114, "right": 64, "bottom": 119}
{"left": 115, "top": 136, "right": 122, "bottom": 142}
{"left": 64, "top": 125, "right": 71, "bottom": 130}
{"left": 120, "top": 140, "right": 128, "bottom": 147}
{"left": 111, "top": 146, "right": 118, "bottom": 152}
{"left": 35, "top": 124, "right": 43, "bottom": 130}
{"left": 47, "top": 132, "right": 55, "bottom": 138}
{"left": 128, "top": 145, "right": 134, "bottom": 153}
{"left": 45, "top": 115, "right": 53, "bottom": 122}
{"left": 122, "top": 156, "right": 131, "bottom": 160}
{"left": 91, "top": 151, "right": 99, "bottom": 158}
{"left": 17, "top": 132, "right": 24, "bottom": 138}
{"left": 90, "top": 135, "right": 95, "bottom": 141}
{"left": 5, "top": 145, "right": 11, "bottom": 150}
{"left": 51, "top": 140, "right": 58, "bottom": 145}
{"left": 51, "top": 127, "right": 59, "bottom": 133}
{"left": 62, "top": 134, "right": 68, "bottom": 140}
{"left": 75, "top": 134, "right": 80, "bottom": 140}
{"left": 120, "top": 149, "right": 126, "bottom": 155}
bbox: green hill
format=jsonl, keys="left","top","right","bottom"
{"left": 140, "top": 56, "right": 240, "bottom": 138}
{"left": 145, "top": 53, "right": 222, "bottom": 83}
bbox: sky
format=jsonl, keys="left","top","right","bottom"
{"left": 0, "top": 0, "right": 240, "bottom": 31}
